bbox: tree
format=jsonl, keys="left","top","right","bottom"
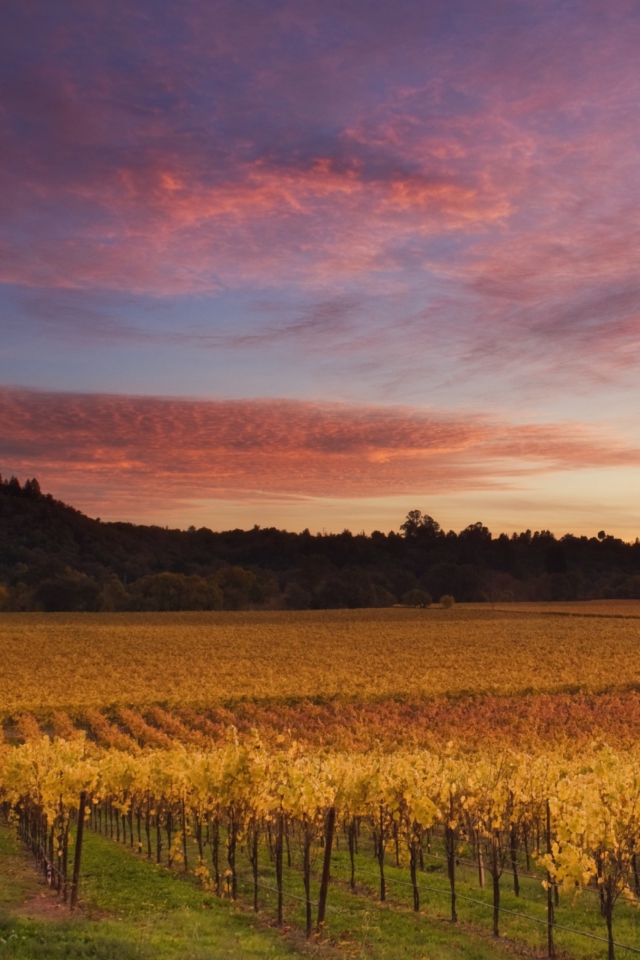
{"left": 459, "top": 521, "right": 491, "bottom": 542}
{"left": 402, "top": 589, "right": 432, "bottom": 608}
{"left": 129, "top": 572, "right": 223, "bottom": 611}
{"left": 23, "top": 477, "right": 42, "bottom": 498}
{"left": 98, "top": 577, "right": 129, "bottom": 612}
{"left": 400, "top": 510, "right": 442, "bottom": 540}
{"left": 213, "top": 566, "right": 257, "bottom": 610}
{"left": 33, "top": 568, "right": 100, "bottom": 612}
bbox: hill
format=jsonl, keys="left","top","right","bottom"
{"left": 1, "top": 474, "right": 640, "bottom": 611}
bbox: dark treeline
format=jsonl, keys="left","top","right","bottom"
{"left": 1, "top": 477, "right": 640, "bottom": 612}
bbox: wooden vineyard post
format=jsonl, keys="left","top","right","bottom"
{"left": 478, "top": 841, "right": 485, "bottom": 888}
{"left": 250, "top": 826, "right": 259, "bottom": 913}
{"left": 509, "top": 818, "right": 520, "bottom": 896}
{"left": 316, "top": 806, "right": 336, "bottom": 934}
{"left": 409, "top": 839, "right": 420, "bottom": 911}
{"left": 70, "top": 792, "right": 87, "bottom": 910}
{"left": 303, "top": 826, "right": 313, "bottom": 937}
{"left": 445, "top": 794, "right": 458, "bottom": 923}
{"left": 377, "top": 805, "right": 386, "bottom": 902}
{"left": 275, "top": 814, "right": 284, "bottom": 925}
{"left": 545, "top": 800, "right": 555, "bottom": 959}
{"left": 348, "top": 820, "right": 357, "bottom": 890}
{"left": 491, "top": 832, "right": 500, "bottom": 938}
{"left": 181, "top": 799, "right": 188, "bottom": 873}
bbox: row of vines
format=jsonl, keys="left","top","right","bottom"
{"left": 1, "top": 735, "right": 639, "bottom": 959}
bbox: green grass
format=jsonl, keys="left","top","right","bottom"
{"left": 227, "top": 831, "right": 639, "bottom": 960}
{"left": 3, "top": 821, "right": 638, "bottom": 960}
{"left": 0, "top": 825, "right": 306, "bottom": 960}
{"left": 322, "top": 840, "right": 640, "bottom": 960}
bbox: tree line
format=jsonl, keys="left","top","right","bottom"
{"left": 1, "top": 476, "right": 640, "bottom": 612}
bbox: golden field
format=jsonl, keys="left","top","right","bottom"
{"left": 483, "top": 599, "right": 640, "bottom": 617}
{"left": 2, "top": 605, "right": 640, "bottom": 716}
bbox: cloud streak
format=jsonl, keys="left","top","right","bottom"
{"left": 1, "top": 388, "right": 638, "bottom": 517}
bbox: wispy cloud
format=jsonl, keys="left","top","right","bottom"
{"left": 3, "top": 2, "right": 640, "bottom": 377}
{"left": 1, "top": 388, "right": 638, "bottom": 517}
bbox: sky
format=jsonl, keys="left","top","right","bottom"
{"left": 2, "top": 0, "right": 640, "bottom": 537}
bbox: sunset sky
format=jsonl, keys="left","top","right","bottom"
{"left": 2, "top": 1, "right": 640, "bottom": 537}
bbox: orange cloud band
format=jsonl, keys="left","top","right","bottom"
{"left": 1, "top": 389, "right": 639, "bottom": 518}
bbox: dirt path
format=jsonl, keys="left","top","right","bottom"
{"left": 0, "top": 822, "right": 79, "bottom": 922}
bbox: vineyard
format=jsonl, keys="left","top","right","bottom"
{"left": 2, "top": 606, "right": 640, "bottom": 715}
{"left": 1, "top": 607, "right": 640, "bottom": 959}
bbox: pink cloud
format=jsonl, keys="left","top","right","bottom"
{"left": 4, "top": 0, "right": 640, "bottom": 396}
{"left": 0, "top": 147, "right": 513, "bottom": 296}
{"left": 1, "top": 388, "right": 638, "bottom": 518}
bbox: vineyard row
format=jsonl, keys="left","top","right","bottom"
{"left": 1, "top": 736, "right": 639, "bottom": 959}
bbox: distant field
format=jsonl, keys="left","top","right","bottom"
{"left": 483, "top": 599, "right": 640, "bottom": 617}
{"left": 2, "top": 605, "right": 640, "bottom": 716}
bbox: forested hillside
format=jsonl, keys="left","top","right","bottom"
{"left": 1, "top": 475, "right": 640, "bottom": 611}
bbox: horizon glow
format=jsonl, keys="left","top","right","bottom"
{"left": 2, "top": 1, "right": 640, "bottom": 537}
